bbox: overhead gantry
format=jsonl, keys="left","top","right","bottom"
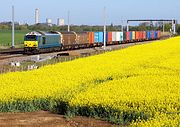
{"left": 126, "top": 19, "right": 177, "bottom": 34}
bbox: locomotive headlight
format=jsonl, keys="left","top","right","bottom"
{"left": 33, "top": 41, "right": 38, "bottom": 47}
{"left": 24, "top": 42, "right": 28, "bottom": 47}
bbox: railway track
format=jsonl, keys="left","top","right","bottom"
{"left": 0, "top": 48, "right": 24, "bottom": 61}
{"left": 0, "top": 54, "right": 24, "bottom": 61}
{"left": 0, "top": 48, "right": 24, "bottom": 54}
{"left": 0, "top": 36, "right": 170, "bottom": 63}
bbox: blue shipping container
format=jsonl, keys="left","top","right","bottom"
{"left": 146, "top": 31, "right": 149, "bottom": 39}
{"left": 147, "top": 31, "right": 151, "bottom": 39}
{"left": 106, "top": 32, "right": 108, "bottom": 42}
{"left": 147, "top": 31, "right": 149, "bottom": 39}
{"left": 98, "top": 32, "right": 104, "bottom": 43}
{"left": 130, "top": 31, "right": 133, "bottom": 40}
{"left": 154, "top": 31, "right": 158, "bottom": 39}
{"left": 94, "top": 32, "right": 99, "bottom": 42}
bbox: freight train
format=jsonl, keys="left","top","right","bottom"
{"left": 24, "top": 31, "right": 161, "bottom": 54}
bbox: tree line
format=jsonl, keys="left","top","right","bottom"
{"left": 0, "top": 22, "right": 180, "bottom": 34}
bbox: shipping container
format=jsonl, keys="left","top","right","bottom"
{"left": 106, "top": 32, "right": 112, "bottom": 44}
{"left": 94, "top": 32, "right": 104, "bottom": 43}
{"left": 138, "top": 31, "right": 142, "bottom": 41}
{"left": 139, "top": 31, "right": 143, "bottom": 40}
{"left": 135, "top": 31, "right": 139, "bottom": 40}
{"left": 151, "top": 31, "right": 155, "bottom": 39}
{"left": 76, "top": 32, "right": 89, "bottom": 44}
{"left": 106, "top": 32, "right": 108, "bottom": 42}
{"left": 132, "top": 31, "right": 136, "bottom": 40}
{"left": 112, "top": 32, "right": 116, "bottom": 42}
{"left": 143, "top": 31, "right": 146, "bottom": 40}
{"left": 98, "top": 32, "right": 104, "bottom": 43}
{"left": 88, "top": 32, "right": 94, "bottom": 44}
{"left": 157, "top": 31, "right": 161, "bottom": 39}
{"left": 123, "top": 32, "right": 127, "bottom": 42}
{"left": 154, "top": 31, "right": 158, "bottom": 39}
{"left": 130, "top": 31, "right": 133, "bottom": 41}
{"left": 94, "top": 32, "right": 99, "bottom": 43}
{"left": 147, "top": 31, "right": 151, "bottom": 40}
{"left": 120, "top": 32, "right": 123, "bottom": 42}
{"left": 116, "top": 32, "right": 120, "bottom": 41}
{"left": 126, "top": 32, "right": 130, "bottom": 41}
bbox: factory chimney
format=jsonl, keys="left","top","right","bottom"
{"left": 35, "top": 9, "right": 39, "bottom": 24}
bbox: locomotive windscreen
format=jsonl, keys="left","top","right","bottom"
{"left": 25, "top": 35, "right": 37, "bottom": 41}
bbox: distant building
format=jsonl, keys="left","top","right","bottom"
{"left": 35, "top": 9, "right": 39, "bottom": 24}
{"left": 57, "top": 18, "right": 65, "bottom": 26}
{"left": 46, "top": 18, "right": 52, "bottom": 26}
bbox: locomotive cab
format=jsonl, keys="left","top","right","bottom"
{"left": 24, "top": 32, "right": 41, "bottom": 53}
{"left": 24, "top": 35, "right": 38, "bottom": 48}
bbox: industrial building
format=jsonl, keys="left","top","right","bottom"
{"left": 57, "top": 18, "right": 65, "bottom": 26}
{"left": 46, "top": 18, "right": 52, "bottom": 26}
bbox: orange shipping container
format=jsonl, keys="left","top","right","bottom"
{"left": 88, "top": 32, "right": 94, "bottom": 44}
{"left": 151, "top": 31, "right": 154, "bottom": 39}
{"left": 108, "top": 32, "right": 112, "bottom": 44}
{"left": 157, "top": 31, "right": 161, "bottom": 38}
{"left": 135, "top": 31, "right": 139, "bottom": 40}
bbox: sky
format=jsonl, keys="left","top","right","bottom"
{"left": 0, "top": 0, "right": 179, "bottom": 25}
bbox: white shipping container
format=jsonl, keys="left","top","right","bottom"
{"left": 116, "top": 32, "right": 120, "bottom": 41}
{"left": 112, "top": 32, "right": 116, "bottom": 42}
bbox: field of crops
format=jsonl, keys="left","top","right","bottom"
{"left": 0, "top": 30, "right": 29, "bottom": 46}
{"left": 0, "top": 37, "right": 179, "bottom": 126}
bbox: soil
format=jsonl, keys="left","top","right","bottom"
{"left": 0, "top": 111, "right": 121, "bottom": 127}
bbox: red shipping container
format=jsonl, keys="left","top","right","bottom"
{"left": 140, "top": 31, "right": 143, "bottom": 40}
{"left": 139, "top": 31, "right": 141, "bottom": 40}
{"left": 140, "top": 31, "right": 142, "bottom": 40}
{"left": 126, "top": 32, "right": 130, "bottom": 41}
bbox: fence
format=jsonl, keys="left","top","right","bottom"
{"left": 0, "top": 49, "right": 107, "bottom": 74}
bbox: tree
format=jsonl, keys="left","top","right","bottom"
{"left": 0, "top": 25, "right": 9, "bottom": 30}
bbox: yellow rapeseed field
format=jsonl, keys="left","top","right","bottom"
{"left": 0, "top": 37, "right": 180, "bottom": 126}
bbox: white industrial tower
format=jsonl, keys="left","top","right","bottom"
{"left": 57, "top": 18, "right": 65, "bottom": 26}
{"left": 35, "top": 9, "right": 39, "bottom": 24}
